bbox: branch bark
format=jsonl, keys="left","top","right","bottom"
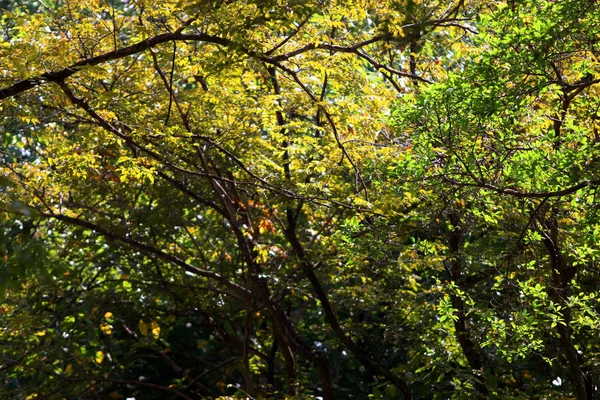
{"left": 446, "top": 213, "right": 490, "bottom": 398}
{"left": 38, "top": 211, "right": 249, "bottom": 296}
{"left": 284, "top": 214, "right": 413, "bottom": 400}
{"left": 539, "top": 218, "right": 590, "bottom": 400}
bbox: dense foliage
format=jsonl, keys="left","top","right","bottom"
{"left": 1, "top": 0, "right": 599, "bottom": 399}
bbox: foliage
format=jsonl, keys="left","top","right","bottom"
{"left": 1, "top": 0, "right": 599, "bottom": 399}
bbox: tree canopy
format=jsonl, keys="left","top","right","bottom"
{"left": 1, "top": 0, "right": 600, "bottom": 399}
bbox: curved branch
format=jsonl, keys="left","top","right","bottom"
{"left": 0, "top": 29, "right": 231, "bottom": 100}
{"left": 0, "top": 16, "right": 455, "bottom": 101}
{"left": 39, "top": 211, "right": 250, "bottom": 296}
{"left": 356, "top": 50, "right": 433, "bottom": 84}
{"left": 284, "top": 219, "right": 412, "bottom": 399}
{"left": 446, "top": 178, "right": 600, "bottom": 198}
{"left": 271, "top": 61, "right": 370, "bottom": 200}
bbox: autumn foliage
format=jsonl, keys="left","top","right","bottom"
{"left": 1, "top": 0, "right": 600, "bottom": 399}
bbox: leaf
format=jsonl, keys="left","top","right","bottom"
{"left": 139, "top": 320, "right": 149, "bottom": 336}
{"left": 95, "top": 350, "right": 104, "bottom": 364}
{"left": 101, "top": 323, "right": 112, "bottom": 336}
{"left": 151, "top": 321, "right": 160, "bottom": 339}
{"left": 121, "top": 281, "right": 132, "bottom": 292}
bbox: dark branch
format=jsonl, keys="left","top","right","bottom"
{"left": 39, "top": 211, "right": 250, "bottom": 296}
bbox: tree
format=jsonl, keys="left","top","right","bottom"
{"left": 1, "top": 0, "right": 599, "bottom": 399}
{"left": 392, "top": 0, "right": 600, "bottom": 398}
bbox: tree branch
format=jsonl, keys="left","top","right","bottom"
{"left": 39, "top": 210, "right": 250, "bottom": 296}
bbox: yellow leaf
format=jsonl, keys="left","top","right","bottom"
{"left": 139, "top": 320, "right": 148, "bottom": 336}
{"left": 65, "top": 364, "right": 73, "bottom": 375}
{"left": 104, "top": 312, "right": 113, "bottom": 319}
{"left": 95, "top": 350, "right": 104, "bottom": 364}
{"left": 151, "top": 321, "right": 160, "bottom": 339}
{"left": 101, "top": 323, "right": 112, "bottom": 335}
{"left": 34, "top": 330, "right": 46, "bottom": 337}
